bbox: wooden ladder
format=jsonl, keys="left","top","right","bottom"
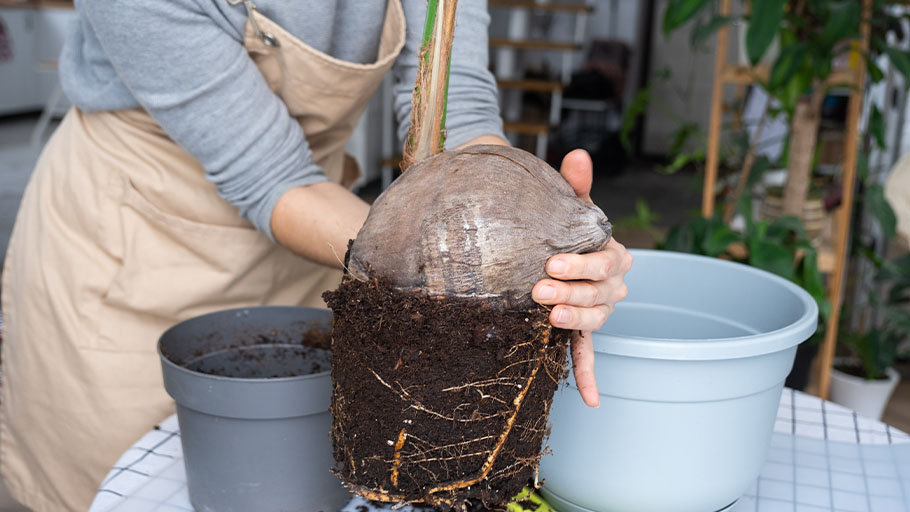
{"left": 489, "top": 0, "right": 594, "bottom": 158}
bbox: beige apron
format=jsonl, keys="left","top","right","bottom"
{"left": 0, "top": 2, "right": 405, "bottom": 510}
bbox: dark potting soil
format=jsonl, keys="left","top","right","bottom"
{"left": 182, "top": 329, "right": 332, "bottom": 379}
{"left": 324, "top": 278, "right": 569, "bottom": 510}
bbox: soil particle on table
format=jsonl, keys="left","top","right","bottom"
{"left": 325, "top": 278, "right": 569, "bottom": 510}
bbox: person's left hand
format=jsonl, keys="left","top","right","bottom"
{"left": 531, "top": 149, "right": 633, "bottom": 408}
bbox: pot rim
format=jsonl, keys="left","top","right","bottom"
{"left": 831, "top": 361, "right": 901, "bottom": 385}
{"left": 157, "top": 305, "right": 331, "bottom": 384}
{"left": 592, "top": 250, "right": 819, "bottom": 361}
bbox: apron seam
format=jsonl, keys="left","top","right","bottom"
{"left": 249, "top": 2, "right": 405, "bottom": 74}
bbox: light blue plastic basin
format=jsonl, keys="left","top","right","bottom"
{"left": 540, "top": 250, "right": 818, "bottom": 512}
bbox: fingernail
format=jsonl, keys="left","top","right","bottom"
{"left": 548, "top": 259, "right": 567, "bottom": 275}
{"left": 535, "top": 285, "right": 556, "bottom": 300}
{"left": 555, "top": 308, "right": 569, "bottom": 324}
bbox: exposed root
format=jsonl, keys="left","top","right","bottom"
{"left": 391, "top": 428, "right": 407, "bottom": 488}
{"left": 326, "top": 279, "right": 570, "bottom": 510}
{"left": 424, "top": 325, "right": 550, "bottom": 498}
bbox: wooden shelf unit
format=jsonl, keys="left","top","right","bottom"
{"left": 488, "top": 0, "right": 594, "bottom": 13}
{"left": 489, "top": 38, "right": 581, "bottom": 52}
{"left": 496, "top": 79, "right": 564, "bottom": 93}
{"left": 703, "top": 0, "right": 872, "bottom": 399}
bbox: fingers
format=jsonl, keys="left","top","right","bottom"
{"left": 532, "top": 278, "right": 627, "bottom": 309}
{"left": 549, "top": 303, "right": 612, "bottom": 331}
{"left": 570, "top": 330, "right": 600, "bottom": 407}
{"left": 546, "top": 239, "right": 632, "bottom": 281}
{"left": 533, "top": 279, "right": 600, "bottom": 307}
{"left": 559, "top": 149, "right": 593, "bottom": 202}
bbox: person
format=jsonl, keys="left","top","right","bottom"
{"left": 0, "top": 0, "right": 633, "bottom": 510}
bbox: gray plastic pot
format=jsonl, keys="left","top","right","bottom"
{"left": 540, "top": 250, "right": 818, "bottom": 512}
{"left": 159, "top": 306, "right": 350, "bottom": 512}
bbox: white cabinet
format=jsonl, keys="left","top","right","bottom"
{"left": 0, "top": 6, "right": 75, "bottom": 116}
{"left": 0, "top": 8, "right": 42, "bottom": 115}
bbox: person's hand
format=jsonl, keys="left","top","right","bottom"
{"left": 531, "top": 149, "right": 633, "bottom": 408}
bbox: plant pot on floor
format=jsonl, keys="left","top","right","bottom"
{"left": 829, "top": 359, "right": 901, "bottom": 420}
{"left": 760, "top": 189, "right": 827, "bottom": 243}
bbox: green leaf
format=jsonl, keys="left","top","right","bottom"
{"left": 746, "top": 0, "right": 785, "bottom": 65}
{"left": 870, "top": 105, "right": 886, "bottom": 149}
{"left": 747, "top": 155, "right": 774, "bottom": 188}
{"left": 866, "top": 184, "right": 897, "bottom": 240}
{"left": 690, "top": 15, "right": 735, "bottom": 50}
{"left": 669, "top": 122, "right": 701, "bottom": 156}
{"left": 663, "top": 0, "right": 713, "bottom": 36}
{"left": 822, "top": 1, "right": 860, "bottom": 45}
{"left": 767, "top": 215, "right": 809, "bottom": 242}
{"left": 885, "top": 307, "right": 910, "bottom": 334}
{"left": 866, "top": 54, "right": 885, "bottom": 83}
{"left": 777, "top": 69, "right": 812, "bottom": 114}
{"left": 769, "top": 43, "right": 808, "bottom": 90}
{"left": 660, "top": 219, "right": 699, "bottom": 253}
{"left": 877, "top": 254, "right": 910, "bottom": 280}
{"left": 749, "top": 241, "right": 796, "bottom": 280}
{"left": 800, "top": 248, "right": 830, "bottom": 321}
{"left": 620, "top": 88, "right": 651, "bottom": 150}
{"left": 885, "top": 47, "right": 910, "bottom": 84}
{"left": 663, "top": 150, "right": 704, "bottom": 174}
{"left": 856, "top": 151, "right": 870, "bottom": 181}
{"left": 701, "top": 227, "right": 740, "bottom": 257}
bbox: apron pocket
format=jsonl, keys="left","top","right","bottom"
{"left": 89, "top": 176, "right": 281, "bottom": 352}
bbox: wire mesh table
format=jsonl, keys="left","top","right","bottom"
{"left": 89, "top": 388, "right": 910, "bottom": 512}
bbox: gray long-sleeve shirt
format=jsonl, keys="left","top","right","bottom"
{"left": 60, "top": 0, "right": 504, "bottom": 239}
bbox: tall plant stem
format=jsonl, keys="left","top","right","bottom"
{"left": 723, "top": 96, "right": 771, "bottom": 225}
{"left": 401, "top": 0, "right": 458, "bottom": 171}
{"left": 782, "top": 80, "right": 826, "bottom": 217}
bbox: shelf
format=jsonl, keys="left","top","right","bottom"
{"left": 720, "top": 65, "right": 856, "bottom": 86}
{"left": 562, "top": 98, "right": 615, "bottom": 111}
{"left": 497, "top": 79, "right": 564, "bottom": 92}
{"left": 490, "top": 38, "right": 581, "bottom": 52}
{"left": 503, "top": 121, "right": 552, "bottom": 135}
{"left": 0, "top": 0, "right": 73, "bottom": 8}
{"left": 488, "top": 0, "right": 594, "bottom": 13}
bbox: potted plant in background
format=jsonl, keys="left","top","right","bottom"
{"left": 626, "top": 0, "right": 910, "bottom": 389}
{"left": 658, "top": 207, "right": 831, "bottom": 390}
{"left": 664, "top": 0, "right": 910, "bottom": 224}
{"left": 830, "top": 254, "right": 910, "bottom": 419}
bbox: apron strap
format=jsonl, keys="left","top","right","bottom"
{"left": 227, "top": 0, "right": 280, "bottom": 47}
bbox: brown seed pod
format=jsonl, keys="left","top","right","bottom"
{"left": 347, "top": 144, "right": 612, "bottom": 304}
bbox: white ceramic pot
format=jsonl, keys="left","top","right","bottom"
{"left": 539, "top": 250, "right": 818, "bottom": 512}
{"left": 829, "top": 363, "right": 901, "bottom": 420}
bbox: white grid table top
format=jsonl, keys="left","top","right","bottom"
{"left": 89, "top": 389, "right": 910, "bottom": 512}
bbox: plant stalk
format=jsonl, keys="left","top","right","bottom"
{"left": 782, "top": 80, "right": 826, "bottom": 217}
{"left": 401, "top": 0, "right": 458, "bottom": 171}
{"left": 723, "top": 96, "right": 771, "bottom": 224}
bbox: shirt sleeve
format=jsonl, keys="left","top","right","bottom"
{"left": 394, "top": 0, "right": 505, "bottom": 149}
{"left": 75, "top": 0, "right": 327, "bottom": 240}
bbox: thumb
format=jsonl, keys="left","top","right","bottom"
{"left": 559, "top": 149, "right": 593, "bottom": 202}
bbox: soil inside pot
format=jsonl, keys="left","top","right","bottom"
{"left": 324, "top": 278, "right": 569, "bottom": 509}
{"left": 181, "top": 329, "right": 332, "bottom": 379}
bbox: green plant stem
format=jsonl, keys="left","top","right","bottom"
{"left": 402, "top": 0, "right": 457, "bottom": 171}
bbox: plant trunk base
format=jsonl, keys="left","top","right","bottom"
{"left": 324, "top": 278, "right": 569, "bottom": 510}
